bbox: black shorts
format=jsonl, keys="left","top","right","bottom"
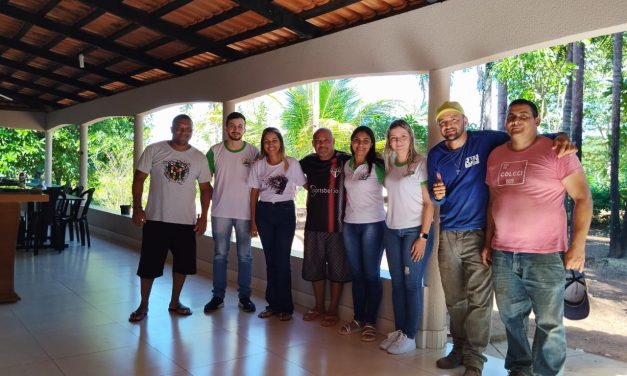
{"left": 302, "top": 230, "right": 351, "bottom": 282}
{"left": 137, "top": 221, "right": 197, "bottom": 278}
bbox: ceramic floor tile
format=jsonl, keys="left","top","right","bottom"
{"left": 0, "top": 315, "right": 31, "bottom": 339}
{"left": 125, "top": 311, "right": 216, "bottom": 342}
{"left": 2, "top": 234, "right": 626, "bottom": 376}
{"left": 55, "top": 343, "right": 186, "bottom": 376}
{"left": 0, "top": 360, "right": 64, "bottom": 376}
{"left": 225, "top": 314, "right": 339, "bottom": 352}
{"left": 18, "top": 305, "right": 117, "bottom": 334}
{"left": 190, "top": 352, "right": 313, "bottom": 376}
{"left": 279, "top": 337, "right": 432, "bottom": 375}
{"left": 0, "top": 335, "right": 51, "bottom": 368}
{"left": 33, "top": 322, "right": 139, "bottom": 358}
{"left": 147, "top": 326, "right": 267, "bottom": 369}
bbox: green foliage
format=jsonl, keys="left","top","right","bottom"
{"left": 0, "top": 128, "right": 44, "bottom": 178}
{"left": 52, "top": 126, "right": 80, "bottom": 185}
{"left": 87, "top": 117, "right": 137, "bottom": 209}
{"left": 492, "top": 45, "right": 575, "bottom": 132}
{"left": 279, "top": 79, "right": 422, "bottom": 159}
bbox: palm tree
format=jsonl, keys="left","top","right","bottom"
{"left": 280, "top": 79, "right": 398, "bottom": 158}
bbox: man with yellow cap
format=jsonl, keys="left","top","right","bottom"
{"left": 427, "top": 101, "right": 574, "bottom": 376}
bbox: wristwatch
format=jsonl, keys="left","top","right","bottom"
{"left": 419, "top": 232, "right": 429, "bottom": 239}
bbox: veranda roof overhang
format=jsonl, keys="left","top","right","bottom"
{"left": 0, "top": 0, "right": 626, "bottom": 130}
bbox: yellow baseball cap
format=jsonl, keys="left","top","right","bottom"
{"left": 436, "top": 101, "right": 465, "bottom": 121}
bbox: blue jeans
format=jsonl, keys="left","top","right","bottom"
{"left": 492, "top": 250, "right": 566, "bottom": 376}
{"left": 384, "top": 225, "right": 434, "bottom": 339}
{"left": 211, "top": 216, "right": 252, "bottom": 300}
{"left": 343, "top": 221, "right": 385, "bottom": 325}
{"left": 255, "top": 201, "right": 296, "bottom": 314}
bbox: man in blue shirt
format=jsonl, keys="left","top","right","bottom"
{"left": 427, "top": 101, "right": 573, "bottom": 376}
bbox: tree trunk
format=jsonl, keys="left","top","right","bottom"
{"left": 477, "top": 63, "right": 493, "bottom": 130}
{"left": 571, "top": 41, "right": 584, "bottom": 161}
{"left": 562, "top": 43, "right": 573, "bottom": 135}
{"left": 609, "top": 32, "right": 623, "bottom": 258}
{"left": 497, "top": 81, "right": 508, "bottom": 131}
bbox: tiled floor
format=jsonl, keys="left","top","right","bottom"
{"left": 1, "top": 235, "right": 625, "bottom": 376}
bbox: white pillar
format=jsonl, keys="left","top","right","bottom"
{"left": 133, "top": 114, "right": 144, "bottom": 168}
{"left": 222, "top": 101, "right": 236, "bottom": 141}
{"left": 415, "top": 68, "right": 452, "bottom": 349}
{"left": 79, "top": 123, "right": 88, "bottom": 188}
{"left": 44, "top": 130, "right": 53, "bottom": 185}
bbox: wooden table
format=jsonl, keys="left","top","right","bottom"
{"left": 0, "top": 192, "right": 48, "bottom": 303}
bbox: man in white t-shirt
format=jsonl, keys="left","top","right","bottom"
{"left": 203, "top": 112, "right": 259, "bottom": 313}
{"left": 128, "top": 114, "right": 212, "bottom": 323}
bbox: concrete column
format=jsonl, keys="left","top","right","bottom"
{"left": 79, "top": 123, "right": 88, "bottom": 188}
{"left": 415, "top": 68, "right": 452, "bottom": 349}
{"left": 133, "top": 114, "right": 144, "bottom": 168}
{"left": 44, "top": 129, "right": 53, "bottom": 185}
{"left": 222, "top": 100, "right": 236, "bottom": 141}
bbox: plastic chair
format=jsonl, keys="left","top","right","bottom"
{"left": 75, "top": 188, "right": 95, "bottom": 247}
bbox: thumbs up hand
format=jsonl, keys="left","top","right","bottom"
{"left": 433, "top": 171, "right": 446, "bottom": 200}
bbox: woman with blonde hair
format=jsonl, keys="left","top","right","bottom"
{"left": 379, "top": 119, "right": 434, "bottom": 354}
{"left": 248, "top": 127, "right": 306, "bottom": 321}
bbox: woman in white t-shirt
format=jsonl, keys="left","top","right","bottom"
{"left": 338, "top": 126, "right": 386, "bottom": 342}
{"left": 379, "top": 119, "right": 435, "bottom": 355}
{"left": 248, "top": 127, "right": 306, "bottom": 322}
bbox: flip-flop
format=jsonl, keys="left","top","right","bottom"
{"left": 303, "top": 309, "right": 322, "bottom": 321}
{"left": 129, "top": 308, "right": 148, "bottom": 322}
{"left": 168, "top": 304, "right": 192, "bottom": 316}
{"left": 320, "top": 314, "right": 339, "bottom": 327}
{"left": 278, "top": 313, "right": 292, "bottom": 321}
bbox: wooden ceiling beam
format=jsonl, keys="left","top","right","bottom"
{"left": 1, "top": 3, "right": 187, "bottom": 75}
{"left": 0, "top": 88, "right": 58, "bottom": 111}
{"left": 79, "top": 0, "right": 242, "bottom": 60}
{"left": 232, "top": 0, "right": 320, "bottom": 38}
{"left": 0, "top": 74, "right": 86, "bottom": 103}
{"left": 0, "top": 36, "right": 141, "bottom": 87}
{"left": 300, "top": 0, "right": 362, "bottom": 19}
{"left": 188, "top": 6, "right": 247, "bottom": 32}
{"left": 168, "top": 23, "right": 277, "bottom": 64}
{"left": 0, "top": 56, "right": 113, "bottom": 96}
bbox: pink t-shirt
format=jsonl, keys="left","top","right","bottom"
{"left": 486, "top": 136, "right": 583, "bottom": 253}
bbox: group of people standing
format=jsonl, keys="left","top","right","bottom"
{"left": 127, "top": 98, "right": 592, "bottom": 376}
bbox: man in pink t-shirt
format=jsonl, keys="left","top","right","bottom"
{"left": 483, "top": 99, "right": 592, "bottom": 376}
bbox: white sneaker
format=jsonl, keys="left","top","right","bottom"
{"left": 379, "top": 330, "right": 402, "bottom": 350}
{"left": 386, "top": 333, "right": 416, "bottom": 355}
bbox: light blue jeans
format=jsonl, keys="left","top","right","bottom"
{"left": 211, "top": 216, "right": 253, "bottom": 300}
{"left": 492, "top": 250, "right": 566, "bottom": 376}
{"left": 384, "top": 225, "right": 434, "bottom": 339}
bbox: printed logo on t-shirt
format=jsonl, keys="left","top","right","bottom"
{"left": 357, "top": 172, "right": 370, "bottom": 181}
{"left": 265, "top": 175, "right": 288, "bottom": 194}
{"left": 497, "top": 160, "right": 528, "bottom": 186}
{"left": 309, "top": 185, "right": 340, "bottom": 197}
{"left": 241, "top": 158, "right": 252, "bottom": 167}
{"left": 164, "top": 160, "right": 190, "bottom": 184}
{"left": 330, "top": 167, "right": 342, "bottom": 177}
{"left": 465, "top": 154, "right": 480, "bottom": 168}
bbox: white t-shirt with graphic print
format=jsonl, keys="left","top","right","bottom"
{"left": 343, "top": 159, "right": 386, "bottom": 224}
{"left": 207, "top": 141, "right": 258, "bottom": 220}
{"left": 247, "top": 156, "right": 306, "bottom": 203}
{"left": 136, "top": 140, "right": 211, "bottom": 225}
{"left": 384, "top": 157, "right": 428, "bottom": 229}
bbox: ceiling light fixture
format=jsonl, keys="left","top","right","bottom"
{"left": 0, "top": 93, "right": 13, "bottom": 101}
{"left": 78, "top": 53, "right": 84, "bottom": 68}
